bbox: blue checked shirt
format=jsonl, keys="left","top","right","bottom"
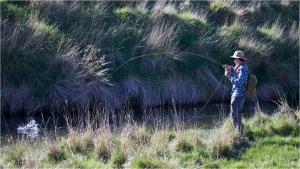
{"left": 227, "top": 62, "right": 248, "bottom": 98}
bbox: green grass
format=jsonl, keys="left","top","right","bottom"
{"left": 1, "top": 1, "right": 299, "bottom": 115}
{"left": 218, "top": 136, "right": 300, "bottom": 168}
{"left": 2, "top": 107, "right": 299, "bottom": 168}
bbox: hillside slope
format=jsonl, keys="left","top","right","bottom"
{"left": 1, "top": 1, "right": 299, "bottom": 115}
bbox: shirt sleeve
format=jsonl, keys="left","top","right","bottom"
{"left": 228, "top": 66, "right": 248, "bottom": 87}
{"left": 228, "top": 66, "right": 235, "bottom": 74}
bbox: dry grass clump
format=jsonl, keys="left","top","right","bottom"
{"left": 3, "top": 141, "right": 26, "bottom": 166}
{"left": 2, "top": 140, "right": 43, "bottom": 168}
{"left": 206, "top": 119, "right": 239, "bottom": 158}
{"left": 67, "top": 129, "right": 93, "bottom": 154}
{"left": 150, "top": 130, "right": 173, "bottom": 157}
{"left": 129, "top": 125, "right": 152, "bottom": 145}
{"left": 95, "top": 136, "right": 111, "bottom": 161}
{"left": 143, "top": 20, "right": 179, "bottom": 53}
{"left": 46, "top": 143, "right": 67, "bottom": 162}
{"left": 82, "top": 126, "right": 95, "bottom": 150}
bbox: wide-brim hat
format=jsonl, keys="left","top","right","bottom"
{"left": 230, "top": 50, "right": 247, "bottom": 60}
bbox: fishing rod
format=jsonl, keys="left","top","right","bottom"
{"left": 72, "top": 51, "right": 225, "bottom": 103}
{"left": 109, "top": 51, "right": 224, "bottom": 75}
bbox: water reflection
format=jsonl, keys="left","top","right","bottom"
{"left": 17, "top": 119, "right": 39, "bottom": 142}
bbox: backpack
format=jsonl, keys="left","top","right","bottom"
{"left": 243, "top": 69, "right": 257, "bottom": 98}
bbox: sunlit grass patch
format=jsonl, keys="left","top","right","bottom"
{"left": 257, "top": 20, "right": 285, "bottom": 41}
{"left": 244, "top": 99, "right": 299, "bottom": 139}
{"left": 219, "top": 136, "right": 300, "bottom": 168}
{"left": 114, "top": 6, "right": 150, "bottom": 25}
{"left": 219, "top": 20, "right": 247, "bottom": 39}
{"left": 176, "top": 11, "right": 207, "bottom": 26}
{"left": 114, "top": 6, "right": 143, "bottom": 18}
{"left": 1, "top": 1, "right": 30, "bottom": 22}
{"left": 174, "top": 10, "right": 207, "bottom": 46}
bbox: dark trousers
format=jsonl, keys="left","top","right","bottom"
{"left": 230, "top": 96, "right": 246, "bottom": 135}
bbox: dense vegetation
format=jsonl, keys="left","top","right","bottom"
{"left": 1, "top": 0, "right": 299, "bottom": 115}
{"left": 1, "top": 99, "right": 299, "bottom": 168}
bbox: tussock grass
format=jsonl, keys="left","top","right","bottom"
{"left": 219, "top": 19, "right": 247, "bottom": 39}
{"left": 176, "top": 136, "right": 195, "bottom": 153}
{"left": 1, "top": 0, "right": 299, "bottom": 118}
{"left": 237, "top": 35, "right": 274, "bottom": 66}
{"left": 2, "top": 140, "right": 45, "bottom": 168}
{"left": 111, "top": 149, "right": 127, "bottom": 168}
{"left": 3, "top": 141, "right": 26, "bottom": 167}
{"left": 46, "top": 143, "right": 67, "bottom": 162}
{"left": 210, "top": 0, "right": 245, "bottom": 24}
{"left": 1, "top": 102, "right": 299, "bottom": 168}
{"left": 206, "top": 119, "right": 239, "bottom": 158}
{"left": 244, "top": 97, "right": 300, "bottom": 139}
{"left": 95, "top": 138, "right": 111, "bottom": 161}
{"left": 175, "top": 10, "right": 208, "bottom": 46}
{"left": 257, "top": 20, "right": 285, "bottom": 41}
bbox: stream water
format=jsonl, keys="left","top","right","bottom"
{"left": 1, "top": 101, "right": 278, "bottom": 145}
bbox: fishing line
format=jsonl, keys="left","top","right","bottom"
{"left": 184, "top": 74, "right": 226, "bottom": 124}
{"left": 72, "top": 51, "right": 225, "bottom": 105}
{"left": 109, "top": 51, "right": 224, "bottom": 76}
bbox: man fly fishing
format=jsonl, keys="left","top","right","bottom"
{"left": 223, "top": 50, "right": 248, "bottom": 137}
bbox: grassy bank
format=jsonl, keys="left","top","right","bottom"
{"left": 1, "top": 101, "right": 299, "bottom": 168}
{"left": 1, "top": 0, "right": 299, "bottom": 115}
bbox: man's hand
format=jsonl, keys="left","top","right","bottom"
{"left": 225, "top": 71, "right": 231, "bottom": 78}
{"left": 223, "top": 64, "right": 231, "bottom": 70}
